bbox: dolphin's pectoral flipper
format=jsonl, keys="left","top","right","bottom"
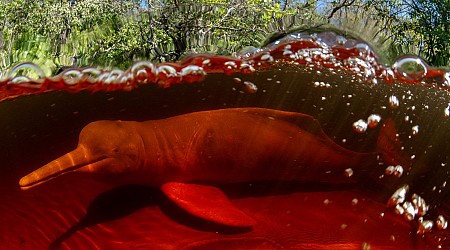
{"left": 161, "top": 182, "right": 256, "bottom": 227}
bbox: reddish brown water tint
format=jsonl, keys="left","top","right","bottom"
{"left": 0, "top": 177, "right": 442, "bottom": 249}
{"left": 1, "top": 31, "right": 450, "bottom": 249}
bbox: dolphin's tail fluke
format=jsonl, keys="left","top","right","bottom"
{"left": 19, "top": 147, "right": 91, "bottom": 190}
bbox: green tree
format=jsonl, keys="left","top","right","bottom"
{"left": 0, "top": 0, "right": 140, "bottom": 74}
{"left": 4, "top": 0, "right": 421, "bottom": 75}
{"left": 319, "top": 0, "right": 410, "bottom": 64}
{"left": 137, "top": 0, "right": 323, "bottom": 62}
{"left": 365, "top": 0, "right": 450, "bottom": 67}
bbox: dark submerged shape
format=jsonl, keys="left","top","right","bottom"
{"left": 1, "top": 31, "right": 450, "bottom": 249}
{"left": 19, "top": 107, "right": 402, "bottom": 227}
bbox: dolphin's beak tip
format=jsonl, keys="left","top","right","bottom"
{"left": 19, "top": 177, "right": 30, "bottom": 188}
{"left": 18, "top": 177, "right": 26, "bottom": 186}
{"left": 18, "top": 147, "right": 94, "bottom": 191}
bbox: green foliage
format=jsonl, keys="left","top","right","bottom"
{"left": 2, "top": 0, "right": 448, "bottom": 73}
{"left": 407, "top": 0, "right": 450, "bottom": 66}
{"left": 364, "top": 0, "right": 450, "bottom": 67}
{"left": 0, "top": 0, "right": 327, "bottom": 73}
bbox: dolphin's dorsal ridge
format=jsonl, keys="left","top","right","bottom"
{"left": 241, "top": 108, "right": 328, "bottom": 139}
{"left": 241, "top": 108, "right": 354, "bottom": 154}
{"left": 161, "top": 182, "right": 256, "bottom": 227}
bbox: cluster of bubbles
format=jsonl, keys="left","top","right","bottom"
{"left": 384, "top": 165, "right": 404, "bottom": 178}
{"left": 388, "top": 184, "right": 448, "bottom": 235}
{"left": 1, "top": 31, "right": 450, "bottom": 102}
{"left": 352, "top": 114, "right": 381, "bottom": 133}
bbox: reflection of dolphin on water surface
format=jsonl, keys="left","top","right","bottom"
{"left": 19, "top": 108, "right": 403, "bottom": 227}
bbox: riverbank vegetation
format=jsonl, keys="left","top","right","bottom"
{"left": 0, "top": 0, "right": 448, "bottom": 75}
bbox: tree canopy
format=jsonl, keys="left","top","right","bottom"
{"left": 368, "top": 0, "right": 450, "bottom": 66}
{"left": 0, "top": 0, "right": 449, "bottom": 76}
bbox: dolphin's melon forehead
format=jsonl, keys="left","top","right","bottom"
{"left": 79, "top": 120, "right": 133, "bottom": 142}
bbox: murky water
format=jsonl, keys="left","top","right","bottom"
{"left": 1, "top": 31, "right": 449, "bottom": 249}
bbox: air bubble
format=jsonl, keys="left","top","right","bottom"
{"left": 385, "top": 165, "right": 403, "bottom": 177}
{"left": 239, "top": 62, "right": 255, "bottom": 73}
{"left": 180, "top": 65, "right": 205, "bottom": 76}
{"left": 417, "top": 220, "right": 433, "bottom": 235}
{"left": 355, "top": 43, "right": 372, "bottom": 56}
{"left": 7, "top": 62, "right": 46, "bottom": 80}
{"left": 202, "top": 59, "right": 211, "bottom": 65}
{"left": 411, "top": 125, "right": 419, "bottom": 136}
{"left": 444, "top": 72, "right": 450, "bottom": 86}
{"left": 353, "top": 119, "right": 368, "bottom": 133}
{"left": 81, "top": 68, "right": 102, "bottom": 81}
{"left": 131, "top": 61, "right": 155, "bottom": 76}
{"left": 385, "top": 165, "right": 395, "bottom": 175}
{"left": 437, "top": 215, "right": 448, "bottom": 230}
{"left": 389, "top": 95, "right": 399, "bottom": 109}
{"left": 367, "top": 114, "right": 381, "bottom": 128}
{"left": 62, "top": 69, "right": 83, "bottom": 85}
{"left": 243, "top": 81, "right": 257, "bottom": 93}
{"left": 117, "top": 72, "right": 132, "bottom": 85}
{"left": 104, "top": 69, "right": 124, "bottom": 84}
{"left": 393, "top": 56, "right": 428, "bottom": 81}
{"left": 9, "top": 76, "right": 32, "bottom": 84}
{"left": 180, "top": 65, "right": 206, "bottom": 82}
{"left": 313, "top": 81, "right": 328, "bottom": 87}
{"left": 394, "top": 204, "right": 404, "bottom": 215}
{"left": 157, "top": 65, "right": 177, "bottom": 77}
{"left": 344, "top": 168, "right": 353, "bottom": 177}
{"left": 412, "top": 194, "right": 428, "bottom": 216}
{"left": 388, "top": 184, "right": 409, "bottom": 207}
{"left": 233, "top": 78, "right": 242, "bottom": 84}
{"left": 283, "top": 49, "right": 293, "bottom": 56}
{"left": 393, "top": 165, "right": 403, "bottom": 177}
{"left": 402, "top": 201, "right": 416, "bottom": 221}
{"left": 260, "top": 53, "right": 274, "bottom": 62}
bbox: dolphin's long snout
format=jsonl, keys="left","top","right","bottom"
{"left": 19, "top": 147, "right": 90, "bottom": 190}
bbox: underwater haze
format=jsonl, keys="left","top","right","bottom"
{"left": 1, "top": 29, "right": 450, "bottom": 249}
